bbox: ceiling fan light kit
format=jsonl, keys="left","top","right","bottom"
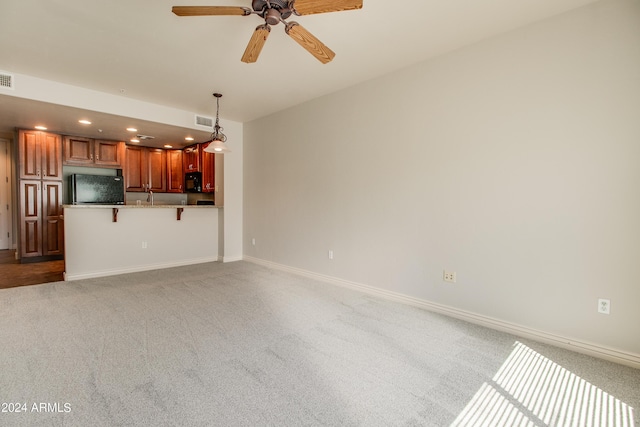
{"left": 172, "top": 0, "right": 363, "bottom": 63}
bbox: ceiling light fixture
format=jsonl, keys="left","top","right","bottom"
{"left": 130, "top": 138, "right": 140, "bottom": 143}
{"left": 203, "top": 93, "right": 231, "bottom": 154}
{"left": 79, "top": 119, "right": 92, "bottom": 125}
{"left": 35, "top": 125, "right": 47, "bottom": 130}
{"left": 164, "top": 144, "right": 173, "bottom": 149}
{"left": 126, "top": 127, "right": 138, "bottom": 132}
{"left": 185, "top": 137, "right": 194, "bottom": 142}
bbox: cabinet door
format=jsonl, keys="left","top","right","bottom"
{"left": 147, "top": 149, "right": 167, "bottom": 192}
{"left": 95, "top": 140, "right": 124, "bottom": 167}
{"left": 41, "top": 133, "right": 63, "bottom": 180}
{"left": 124, "top": 145, "right": 147, "bottom": 192}
{"left": 18, "top": 130, "right": 42, "bottom": 180}
{"left": 19, "top": 180, "right": 42, "bottom": 258}
{"left": 183, "top": 144, "right": 200, "bottom": 172}
{"left": 166, "top": 149, "right": 184, "bottom": 193}
{"left": 42, "top": 181, "right": 64, "bottom": 256}
{"left": 63, "top": 136, "right": 94, "bottom": 166}
{"left": 201, "top": 143, "right": 215, "bottom": 193}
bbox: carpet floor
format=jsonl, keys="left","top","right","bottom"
{"left": 0, "top": 261, "right": 638, "bottom": 426}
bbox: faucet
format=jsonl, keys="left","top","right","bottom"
{"left": 147, "top": 190, "right": 154, "bottom": 205}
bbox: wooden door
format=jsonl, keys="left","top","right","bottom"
{"left": 95, "top": 140, "right": 124, "bottom": 167}
{"left": 42, "top": 181, "right": 64, "bottom": 256}
{"left": 18, "top": 130, "right": 42, "bottom": 180}
{"left": 19, "top": 180, "right": 42, "bottom": 258}
{"left": 63, "top": 136, "right": 94, "bottom": 166}
{"left": 124, "top": 145, "right": 147, "bottom": 192}
{"left": 166, "top": 149, "right": 184, "bottom": 193}
{"left": 147, "top": 148, "right": 167, "bottom": 193}
{"left": 201, "top": 143, "right": 215, "bottom": 193}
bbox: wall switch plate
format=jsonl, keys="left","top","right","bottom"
{"left": 142, "top": 241, "right": 148, "bottom": 249}
{"left": 443, "top": 270, "right": 456, "bottom": 283}
{"left": 598, "top": 298, "right": 611, "bottom": 315}
{"left": 252, "top": 238, "right": 256, "bottom": 246}
{"left": 328, "top": 250, "right": 334, "bottom": 260}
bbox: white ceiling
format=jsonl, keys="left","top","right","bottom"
{"left": 0, "top": 0, "right": 599, "bottom": 147}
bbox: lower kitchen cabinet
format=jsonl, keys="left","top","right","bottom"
{"left": 19, "top": 180, "right": 64, "bottom": 259}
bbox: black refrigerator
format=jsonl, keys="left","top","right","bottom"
{"left": 69, "top": 174, "right": 125, "bottom": 205}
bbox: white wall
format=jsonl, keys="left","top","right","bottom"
{"left": 0, "top": 139, "right": 11, "bottom": 249}
{"left": 244, "top": 0, "right": 640, "bottom": 360}
{"left": 64, "top": 207, "right": 219, "bottom": 280}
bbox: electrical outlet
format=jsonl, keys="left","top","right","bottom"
{"left": 328, "top": 250, "right": 334, "bottom": 260}
{"left": 443, "top": 270, "right": 456, "bottom": 283}
{"left": 142, "top": 241, "right": 148, "bottom": 249}
{"left": 598, "top": 298, "right": 611, "bottom": 315}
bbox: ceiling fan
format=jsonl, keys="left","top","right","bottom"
{"left": 172, "top": 0, "right": 363, "bottom": 64}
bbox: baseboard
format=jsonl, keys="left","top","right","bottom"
{"left": 243, "top": 256, "right": 640, "bottom": 370}
{"left": 64, "top": 256, "right": 220, "bottom": 281}
{"left": 223, "top": 255, "right": 243, "bottom": 263}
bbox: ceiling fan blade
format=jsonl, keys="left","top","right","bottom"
{"left": 241, "top": 25, "right": 271, "bottom": 63}
{"left": 285, "top": 22, "right": 335, "bottom": 64}
{"left": 172, "top": 6, "right": 251, "bottom": 16}
{"left": 292, "top": 0, "right": 363, "bottom": 15}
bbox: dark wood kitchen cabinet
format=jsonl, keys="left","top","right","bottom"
{"left": 124, "top": 145, "right": 167, "bottom": 192}
{"left": 201, "top": 142, "right": 216, "bottom": 193}
{"left": 166, "top": 149, "right": 184, "bottom": 193}
{"left": 17, "top": 130, "right": 64, "bottom": 261}
{"left": 18, "top": 130, "right": 63, "bottom": 180}
{"left": 183, "top": 144, "right": 200, "bottom": 172}
{"left": 19, "top": 179, "right": 64, "bottom": 258}
{"left": 63, "top": 136, "right": 124, "bottom": 168}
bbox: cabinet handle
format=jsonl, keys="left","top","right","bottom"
{"left": 90, "top": 154, "right": 93, "bottom": 160}
{"left": 37, "top": 170, "right": 40, "bottom": 177}
{"left": 96, "top": 154, "right": 99, "bottom": 160}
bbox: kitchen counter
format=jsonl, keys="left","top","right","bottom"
{"left": 63, "top": 204, "right": 222, "bottom": 280}
{"left": 64, "top": 204, "right": 221, "bottom": 208}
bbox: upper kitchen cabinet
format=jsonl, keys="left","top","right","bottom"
{"left": 201, "top": 142, "right": 215, "bottom": 193}
{"left": 63, "top": 136, "right": 124, "bottom": 168}
{"left": 124, "top": 145, "right": 167, "bottom": 192}
{"left": 18, "top": 130, "right": 62, "bottom": 180}
{"left": 183, "top": 144, "right": 200, "bottom": 173}
{"left": 166, "top": 149, "right": 184, "bottom": 193}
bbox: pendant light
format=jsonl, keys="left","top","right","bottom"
{"left": 203, "top": 93, "right": 231, "bottom": 154}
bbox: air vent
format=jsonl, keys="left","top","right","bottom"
{"left": 0, "top": 72, "right": 14, "bottom": 90}
{"left": 195, "top": 115, "right": 213, "bottom": 128}
{"left": 136, "top": 134, "right": 155, "bottom": 140}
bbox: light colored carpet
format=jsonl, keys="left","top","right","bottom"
{"left": 0, "top": 261, "right": 638, "bottom": 426}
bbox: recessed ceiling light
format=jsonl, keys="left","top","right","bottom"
{"left": 79, "top": 119, "right": 92, "bottom": 125}
{"left": 164, "top": 144, "right": 173, "bottom": 149}
{"left": 126, "top": 127, "right": 137, "bottom": 132}
{"left": 185, "top": 137, "right": 194, "bottom": 141}
{"left": 130, "top": 138, "right": 140, "bottom": 143}
{"left": 35, "top": 125, "right": 47, "bottom": 130}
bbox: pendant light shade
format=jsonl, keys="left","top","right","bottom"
{"left": 203, "top": 93, "right": 231, "bottom": 154}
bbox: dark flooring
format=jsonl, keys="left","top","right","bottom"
{"left": 0, "top": 250, "right": 65, "bottom": 289}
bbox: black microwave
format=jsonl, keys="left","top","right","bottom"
{"left": 185, "top": 172, "right": 202, "bottom": 193}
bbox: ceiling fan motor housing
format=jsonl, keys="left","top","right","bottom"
{"left": 252, "top": 0, "right": 293, "bottom": 21}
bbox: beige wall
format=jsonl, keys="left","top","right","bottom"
{"left": 244, "top": 0, "right": 640, "bottom": 357}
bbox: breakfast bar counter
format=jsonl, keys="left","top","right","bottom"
{"left": 63, "top": 204, "right": 222, "bottom": 280}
